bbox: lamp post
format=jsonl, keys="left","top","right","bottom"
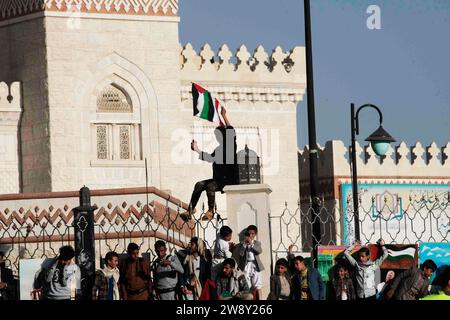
{"left": 350, "top": 103, "right": 395, "bottom": 242}
{"left": 303, "top": 0, "right": 321, "bottom": 267}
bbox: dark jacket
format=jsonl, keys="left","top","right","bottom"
{"left": 267, "top": 273, "right": 292, "bottom": 300}
{"left": 389, "top": 267, "right": 430, "bottom": 300}
{"left": 199, "top": 125, "right": 238, "bottom": 189}
{"left": 291, "top": 268, "right": 325, "bottom": 300}
{"left": 332, "top": 277, "right": 356, "bottom": 300}
{"left": 287, "top": 253, "right": 325, "bottom": 300}
{"left": 91, "top": 268, "right": 120, "bottom": 300}
{"left": 233, "top": 240, "right": 264, "bottom": 272}
{"left": 0, "top": 265, "right": 15, "bottom": 300}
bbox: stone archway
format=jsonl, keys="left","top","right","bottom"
{"left": 73, "top": 52, "right": 161, "bottom": 188}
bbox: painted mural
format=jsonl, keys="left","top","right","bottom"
{"left": 419, "top": 242, "right": 450, "bottom": 283}
{"left": 340, "top": 183, "right": 450, "bottom": 245}
{"left": 318, "top": 244, "right": 419, "bottom": 282}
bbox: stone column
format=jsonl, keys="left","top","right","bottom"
{"left": 73, "top": 187, "right": 97, "bottom": 300}
{"left": 223, "top": 184, "right": 272, "bottom": 299}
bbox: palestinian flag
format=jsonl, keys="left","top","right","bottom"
{"left": 386, "top": 246, "right": 416, "bottom": 261}
{"left": 369, "top": 244, "right": 417, "bottom": 269}
{"left": 192, "top": 83, "right": 223, "bottom": 125}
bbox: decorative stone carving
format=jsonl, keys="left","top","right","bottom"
{"left": 180, "top": 43, "right": 307, "bottom": 104}
{"left": 299, "top": 140, "right": 450, "bottom": 182}
{"left": 0, "top": 0, "right": 179, "bottom": 21}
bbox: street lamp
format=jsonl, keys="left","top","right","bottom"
{"left": 350, "top": 103, "right": 396, "bottom": 242}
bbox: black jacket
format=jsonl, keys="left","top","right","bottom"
{"left": 0, "top": 265, "right": 15, "bottom": 300}
{"left": 199, "top": 126, "right": 238, "bottom": 188}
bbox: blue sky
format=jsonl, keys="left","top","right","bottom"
{"left": 179, "top": 0, "right": 450, "bottom": 148}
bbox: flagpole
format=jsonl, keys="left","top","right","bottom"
{"left": 214, "top": 96, "right": 226, "bottom": 127}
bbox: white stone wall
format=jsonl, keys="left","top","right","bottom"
{"left": 178, "top": 43, "right": 306, "bottom": 216}
{"left": 42, "top": 16, "right": 181, "bottom": 192}
{"left": 0, "top": 18, "right": 51, "bottom": 193}
{"left": 299, "top": 140, "right": 450, "bottom": 182}
{"left": 0, "top": 82, "right": 22, "bottom": 193}
{"left": 1, "top": 13, "right": 305, "bottom": 221}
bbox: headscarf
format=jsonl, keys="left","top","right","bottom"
{"left": 100, "top": 266, "right": 120, "bottom": 300}
{"left": 183, "top": 238, "right": 207, "bottom": 299}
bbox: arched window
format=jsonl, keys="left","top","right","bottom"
{"left": 92, "top": 84, "right": 142, "bottom": 162}
{"left": 96, "top": 84, "right": 132, "bottom": 113}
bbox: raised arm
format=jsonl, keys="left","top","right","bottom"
{"left": 374, "top": 239, "right": 389, "bottom": 267}
{"left": 220, "top": 107, "right": 231, "bottom": 127}
{"left": 344, "top": 243, "right": 358, "bottom": 267}
{"left": 170, "top": 256, "right": 185, "bottom": 274}
{"left": 386, "top": 267, "right": 414, "bottom": 299}
{"left": 191, "top": 139, "right": 216, "bottom": 163}
{"left": 251, "top": 240, "right": 263, "bottom": 255}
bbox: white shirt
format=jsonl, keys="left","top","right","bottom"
{"left": 246, "top": 241, "right": 256, "bottom": 262}
{"left": 193, "top": 256, "right": 201, "bottom": 280}
{"left": 213, "top": 237, "right": 232, "bottom": 261}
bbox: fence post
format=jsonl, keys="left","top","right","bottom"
{"left": 73, "top": 186, "right": 97, "bottom": 300}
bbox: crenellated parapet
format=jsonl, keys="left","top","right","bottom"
{"left": 180, "top": 43, "right": 306, "bottom": 104}
{"left": 299, "top": 140, "right": 450, "bottom": 183}
{"left": 0, "top": 0, "right": 179, "bottom": 22}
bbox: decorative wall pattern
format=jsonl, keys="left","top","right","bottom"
{"left": 299, "top": 140, "right": 450, "bottom": 182}
{"left": 0, "top": 0, "right": 179, "bottom": 21}
{"left": 96, "top": 125, "right": 108, "bottom": 160}
{"left": 180, "top": 44, "right": 306, "bottom": 103}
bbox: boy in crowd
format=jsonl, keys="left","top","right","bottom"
{"left": 287, "top": 249, "right": 325, "bottom": 300}
{"left": 332, "top": 264, "right": 356, "bottom": 300}
{"left": 211, "top": 226, "right": 234, "bottom": 281}
{"left": 92, "top": 251, "right": 120, "bottom": 300}
{"left": 180, "top": 237, "right": 212, "bottom": 300}
{"left": 267, "top": 258, "right": 292, "bottom": 300}
{"left": 0, "top": 251, "right": 15, "bottom": 300}
{"left": 421, "top": 266, "right": 450, "bottom": 300}
{"left": 386, "top": 259, "right": 437, "bottom": 300}
{"left": 33, "top": 245, "right": 81, "bottom": 300}
{"left": 119, "top": 243, "right": 153, "bottom": 300}
{"left": 216, "top": 258, "right": 253, "bottom": 300}
{"left": 344, "top": 239, "right": 388, "bottom": 300}
{"left": 152, "top": 240, "right": 184, "bottom": 300}
{"left": 233, "top": 225, "right": 264, "bottom": 299}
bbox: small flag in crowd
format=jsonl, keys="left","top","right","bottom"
{"left": 192, "top": 83, "right": 223, "bottom": 126}
{"left": 386, "top": 246, "right": 416, "bottom": 261}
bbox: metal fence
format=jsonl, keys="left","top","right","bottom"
{"left": 269, "top": 194, "right": 449, "bottom": 265}
{"left": 2, "top": 189, "right": 449, "bottom": 277}
{"left": 0, "top": 190, "right": 224, "bottom": 276}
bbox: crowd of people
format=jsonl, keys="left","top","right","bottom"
{"left": 1, "top": 226, "right": 449, "bottom": 301}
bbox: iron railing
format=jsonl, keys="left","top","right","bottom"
{"left": 269, "top": 194, "right": 449, "bottom": 267}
